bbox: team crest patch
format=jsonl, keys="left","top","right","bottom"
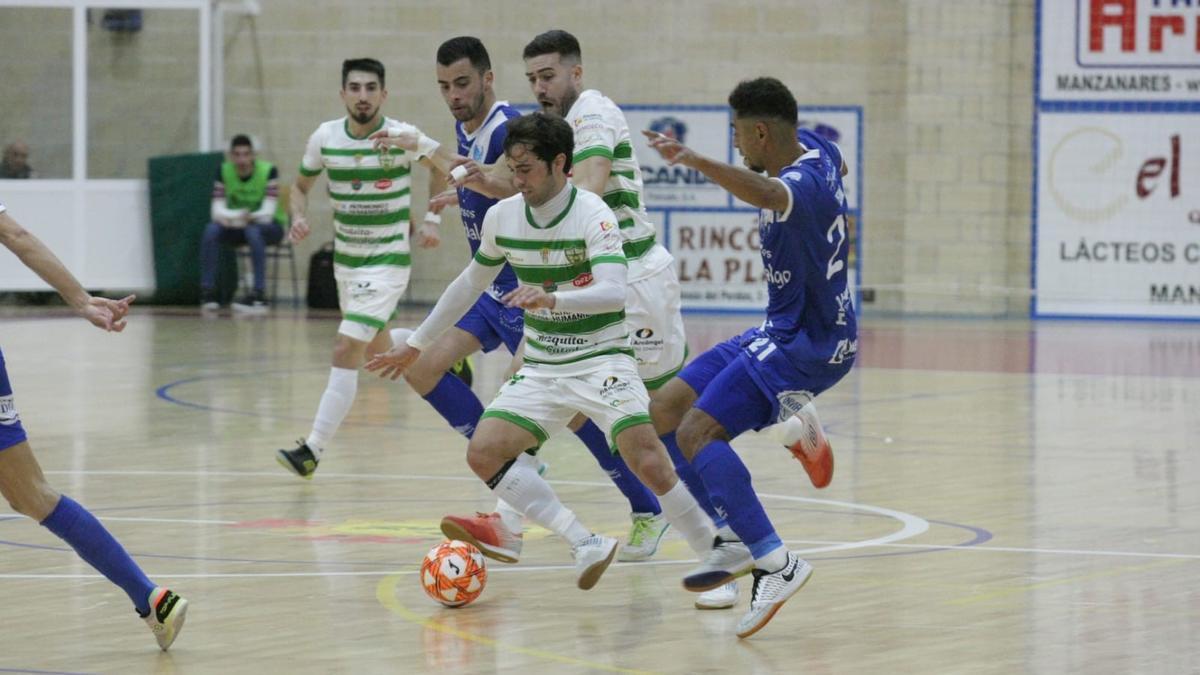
{"left": 564, "top": 247, "right": 586, "bottom": 265}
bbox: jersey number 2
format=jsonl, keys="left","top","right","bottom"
{"left": 825, "top": 214, "right": 846, "bottom": 280}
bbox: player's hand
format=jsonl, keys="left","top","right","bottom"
{"left": 642, "top": 130, "right": 698, "bottom": 167}
{"left": 289, "top": 217, "right": 311, "bottom": 243}
{"left": 364, "top": 343, "right": 421, "bottom": 381}
{"left": 80, "top": 294, "right": 136, "bottom": 332}
{"left": 428, "top": 189, "right": 459, "bottom": 213}
{"left": 414, "top": 220, "right": 441, "bottom": 248}
{"left": 448, "top": 158, "right": 486, "bottom": 187}
{"left": 369, "top": 124, "right": 421, "bottom": 153}
{"left": 501, "top": 286, "right": 556, "bottom": 310}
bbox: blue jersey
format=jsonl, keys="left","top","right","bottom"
{"left": 757, "top": 129, "right": 857, "bottom": 364}
{"left": 456, "top": 101, "right": 522, "bottom": 296}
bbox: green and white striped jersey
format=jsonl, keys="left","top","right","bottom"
{"left": 299, "top": 116, "right": 412, "bottom": 282}
{"left": 566, "top": 89, "right": 674, "bottom": 283}
{"left": 474, "top": 185, "right": 633, "bottom": 375}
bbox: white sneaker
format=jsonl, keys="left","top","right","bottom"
{"left": 682, "top": 537, "right": 754, "bottom": 592}
{"left": 736, "top": 552, "right": 813, "bottom": 639}
{"left": 572, "top": 534, "right": 618, "bottom": 590}
{"left": 617, "top": 512, "right": 670, "bottom": 562}
{"left": 143, "top": 587, "right": 188, "bottom": 651}
{"left": 695, "top": 581, "right": 739, "bottom": 610}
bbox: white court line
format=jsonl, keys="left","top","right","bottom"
{"left": 0, "top": 514, "right": 236, "bottom": 525}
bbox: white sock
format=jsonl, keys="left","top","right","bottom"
{"left": 491, "top": 453, "right": 589, "bottom": 546}
{"left": 755, "top": 546, "right": 788, "bottom": 572}
{"left": 495, "top": 498, "right": 525, "bottom": 535}
{"left": 657, "top": 478, "right": 716, "bottom": 557}
{"left": 306, "top": 366, "right": 358, "bottom": 455}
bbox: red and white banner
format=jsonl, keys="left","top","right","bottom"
{"left": 1040, "top": 0, "right": 1200, "bottom": 102}
{"left": 1036, "top": 112, "right": 1200, "bottom": 317}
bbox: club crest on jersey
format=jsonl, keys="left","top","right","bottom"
{"left": 564, "top": 247, "right": 586, "bottom": 265}
{"left": 471, "top": 144, "right": 484, "bottom": 160}
{"left": 540, "top": 247, "right": 551, "bottom": 263}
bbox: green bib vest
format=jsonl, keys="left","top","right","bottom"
{"left": 221, "top": 159, "right": 285, "bottom": 224}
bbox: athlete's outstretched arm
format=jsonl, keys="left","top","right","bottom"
{"left": 447, "top": 157, "right": 517, "bottom": 200}
{"left": 0, "top": 210, "right": 134, "bottom": 331}
{"left": 364, "top": 259, "right": 501, "bottom": 380}
{"left": 643, "top": 130, "right": 790, "bottom": 213}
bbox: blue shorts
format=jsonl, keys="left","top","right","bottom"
{"left": 679, "top": 327, "right": 854, "bottom": 439}
{"left": 0, "top": 348, "right": 29, "bottom": 451}
{"left": 454, "top": 292, "right": 524, "bottom": 354}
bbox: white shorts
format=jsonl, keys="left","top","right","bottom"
{"left": 480, "top": 355, "right": 651, "bottom": 448}
{"left": 626, "top": 264, "right": 687, "bottom": 389}
{"left": 336, "top": 275, "right": 410, "bottom": 342}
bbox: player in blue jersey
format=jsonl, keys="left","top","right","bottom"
{"left": 643, "top": 77, "right": 857, "bottom": 639}
{"left": 0, "top": 201, "right": 188, "bottom": 650}
{"left": 370, "top": 37, "right": 668, "bottom": 563}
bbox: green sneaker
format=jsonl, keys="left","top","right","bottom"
{"left": 617, "top": 512, "right": 670, "bottom": 562}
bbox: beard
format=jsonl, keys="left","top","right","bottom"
{"left": 349, "top": 106, "right": 376, "bottom": 124}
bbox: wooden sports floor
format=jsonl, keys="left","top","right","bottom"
{"left": 0, "top": 306, "right": 1196, "bottom": 674}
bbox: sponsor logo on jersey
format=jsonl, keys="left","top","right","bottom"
{"left": 600, "top": 221, "right": 616, "bottom": 231}
{"left": 541, "top": 279, "right": 557, "bottom": 292}
{"left": 764, "top": 263, "right": 793, "bottom": 288}
{"left": 572, "top": 273, "right": 593, "bottom": 287}
{"left": 540, "top": 247, "right": 551, "bottom": 263}
{"left": 649, "top": 116, "right": 687, "bottom": 143}
{"left": 374, "top": 179, "right": 392, "bottom": 190}
{"left": 635, "top": 328, "right": 654, "bottom": 339}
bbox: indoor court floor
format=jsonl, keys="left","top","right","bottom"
{"left": 0, "top": 306, "right": 1196, "bottom": 674}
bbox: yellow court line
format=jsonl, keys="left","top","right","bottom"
{"left": 947, "top": 557, "right": 1191, "bottom": 606}
{"left": 375, "top": 573, "right": 661, "bottom": 675}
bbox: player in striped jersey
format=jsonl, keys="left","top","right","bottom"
{"left": 366, "top": 113, "right": 717, "bottom": 591}
{"left": 356, "top": 37, "right": 669, "bottom": 563}
{"left": 0, "top": 201, "right": 187, "bottom": 650}
{"left": 275, "top": 58, "right": 452, "bottom": 478}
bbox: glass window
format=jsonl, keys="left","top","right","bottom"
{"left": 0, "top": 7, "right": 73, "bottom": 179}
{"left": 87, "top": 8, "right": 200, "bottom": 179}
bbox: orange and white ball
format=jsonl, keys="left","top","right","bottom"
{"left": 420, "top": 540, "right": 487, "bottom": 608}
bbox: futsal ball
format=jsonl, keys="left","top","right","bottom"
{"left": 420, "top": 540, "right": 487, "bottom": 608}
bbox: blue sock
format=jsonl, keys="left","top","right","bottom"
{"left": 691, "top": 440, "right": 782, "bottom": 559}
{"left": 422, "top": 373, "right": 484, "bottom": 438}
{"left": 574, "top": 420, "right": 660, "bottom": 515}
{"left": 40, "top": 495, "right": 156, "bottom": 614}
{"left": 660, "top": 431, "right": 726, "bottom": 529}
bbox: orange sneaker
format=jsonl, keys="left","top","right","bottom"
{"left": 780, "top": 404, "right": 834, "bottom": 488}
{"left": 440, "top": 512, "right": 523, "bottom": 563}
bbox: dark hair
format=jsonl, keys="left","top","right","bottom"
{"left": 437, "top": 36, "right": 491, "bottom": 72}
{"left": 522, "top": 29, "right": 581, "bottom": 63}
{"left": 229, "top": 134, "right": 253, "bottom": 150}
{"left": 502, "top": 112, "right": 575, "bottom": 173}
{"left": 728, "top": 77, "right": 798, "bottom": 125}
{"left": 342, "top": 58, "right": 385, "bottom": 88}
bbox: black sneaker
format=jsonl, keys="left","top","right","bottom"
{"left": 233, "top": 290, "right": 269, "bottom": 314}
{"left": 276, "top": 440, "right": 319, "bottom": 479}
{"left": 449, "top": 356, "right": 473, "bottom": 387}
{"left": 200, "top": 289, "right": 220, "bottom": 312}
